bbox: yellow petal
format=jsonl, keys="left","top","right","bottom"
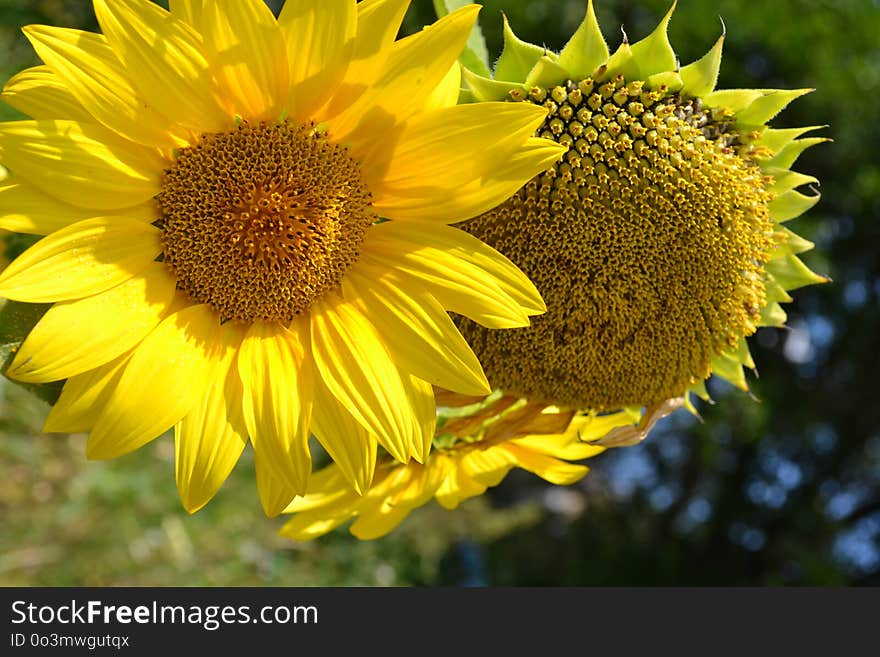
{"left": 175, "top": 321, "right": 247, "bottom": 513}
{"left": 0, "top": 120, "right": 163, "bottom": 209}
{"left": 349, "top": 503, "right": 411, "bottom": 540}
{"left": 23, "top": 25, "right": 185, "bottom": 149}
{"left": 574, "top": 408, "right": 642, "bottom": 442}
{"left": 435, "top": 460, "right": 487, "bottom": 510}
{"left": 460, "top": 445, "right": 517, "bottom": 487}
{"left": 0, "top": 217, "right": 161, "bottom": 303}
{"left": 8, "top": 262, "right": 177, "bottom": 383}
{"left": 348, "top": 465, "right": 416, "bottom": 539}
{"left": 421, "top": 62, "right": 461, "bottom": 112}
{"left": 326, "top": 5, "right": 480, "bottom": 145}
{"left": 94, "top": 0, "right": 229, "bottom": 133}
{"left": 373, "top": 131, "right": 564, "bottom": 224}
{"left": 310, "top": 294, "right": 414, "bottom": 464}
{"left": 42, "top": 350, "right": 132, "bottom": 433}
{"left": 1, "top": 65, "right": 94, "bottom": 122}
{"left": 87, "top": 303, "right": 221, "bottom": 459}
{"left": 361, "top": 221, "right": 543, "bottom": 328}
{"left": 311, "top": 380, "right": 377, "bottom": 496}
{"left": 364, "top": 101, "right": 548, "bottom": 202}
{"left": 349, "top": 0, "right": 410, "bottom": 71}
{"left": 237, "top": 318, "right": 313, "bottom": 496}
{"left": 0, "top": 179, "right": 155, "bottom": 235}
{"left": 196, "top": 0, "right": 289, "bottom": 121}
{"left": 343, "top": 262, "right": 489, "bottom": 396}
{"left": 278, "top": 0, "right": 356, "bottom": 123}
{"left": 501, "top": 443, "right": 590, "bottom": 485}
{"left": 255, "top": 448, "right": 302, "bottom": 518}
{"left": 512, "top": 432, "right": 605, "bottom": 461}
{"left": 316, "top": 0, "right": 410, "bottom": 122}
{"left": 279, "top": 486, "right": 360, "bottom": 539}
{"left": 284, "top": 464, "right": 359, "bottom": 514}
{"left": 167, "top": 0, "right": 205, "bottom": 26}
{"left": 404, "top": 372, "right": 436, "bottom": 464}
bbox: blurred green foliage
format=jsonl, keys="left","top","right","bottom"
{"left": 1, "top": 0, "right": 878, "bottom": 586}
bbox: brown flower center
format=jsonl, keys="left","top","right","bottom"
{"left": 158, "top": 121, "right": 374, "bottom": 323}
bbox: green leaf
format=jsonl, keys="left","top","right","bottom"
{"left": 0, "top": 297, "right": 62, "bottom": 405}
{"left": 432, "top": 0, "right": 491, "bottom": 78}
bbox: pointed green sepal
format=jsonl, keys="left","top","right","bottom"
{"left": 759, "top": 302, "right": 788, "bottom": 328}
{"left": 433, "top": 0, "right": 492, "bottom": 77}
{"left": 735, "top": 88, "right": 813, "bottom": 127}
{"left": 461, "top": 66, "right": 526, "bottom": 102}
{"left": 710, "top": 351, "right": 749, "bottom": 391}
{"left": 524, "top": 55, "right": 572, "bottom": 89}
{"left": 765, "top": 254, "right": 829, "bottom": 291}
{"left": 758, "top": 126, "right": 825, "bottom": 156}
{"left": 766, "top": 168, "right": 819, "bottom": 195}
{"left": 732, "top": 337, "right": 756, "bottom": 370}
{"left": 774, "top": 227, "right": 816, "bottom": 256}
{"left": 645, "top": 70, "right": 683, "bottom": 93}
{"left": 630, "top": 1, "right": 678, "bottom": 78}
{"left": 457, "top": 87, "right": 478, "bottom": 104}
{"left": 764, "top": 275, "right": 794, "bottom": 304}
{"left": 680, "top": 34, "right": 724, "bottom": 98}
{"left": 702, "top": 88, "right": 764, "bottom": 114}
{"left": 557, "top": 0, "right": 610, "bottom": 80}
{"left": 494, "top": 13, "right": 548, "bottom": 82}
{"left": 768, "top": 189, "right": 821, "bottom": 223}
{"left": 602, "top": 38, "right": 639, "bottom": 81}
{"left": 682, "top": 393, "right": 701, "bottom": 417}
{"left": 690, "top": 379, "right": 712, "bottom": 401}
{"left": 761, "top": 137, "right": 829, "bottom": 169}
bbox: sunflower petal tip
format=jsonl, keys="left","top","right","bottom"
{"left": 180, "top": 497, "right": 205, "bottom": 515}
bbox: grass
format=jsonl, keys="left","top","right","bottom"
{"left": 0, "top": 379, "right": 543, "bottom": 586}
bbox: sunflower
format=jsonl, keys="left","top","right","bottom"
{"left": 0, "top": 0, "right": 567, "bottom": 516}
{"left": 455, "top": 0, "right": 828, "bottom": 415}
{"left": 282, "top": 0, "right": 830, "bottom": 540}
{"left": 281, "top": 395, "right": 637, "bottom": 541}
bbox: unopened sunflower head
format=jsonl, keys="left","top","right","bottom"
{"left": 280, "top": 393, "right": 637, "bottom": 541}
{"left": 0, "top": 0, "right": 567, "bottom": 516}
{"left": 455, "top": 0, "right": 828, "bottom": 415}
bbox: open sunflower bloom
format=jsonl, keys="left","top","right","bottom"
{"left": 0, "top": 0, "right": 567, "bottom": 516}
{"left": 282, "top": 0, "right": 828, "bottom": 539}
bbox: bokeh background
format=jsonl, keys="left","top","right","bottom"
{"left": 0, "top": 0, "right": 877, "bottom": 586}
